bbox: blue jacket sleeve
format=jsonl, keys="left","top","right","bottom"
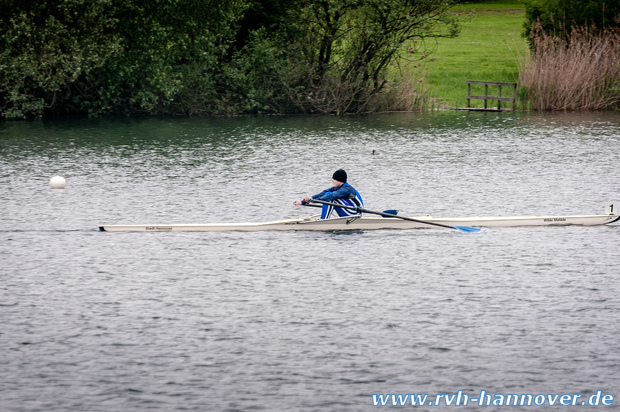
{"left": 312, "top": 188, "right": 332, "bottom": 199}
{"left": 312, "top": 185, "right": 354, "bottom": 202}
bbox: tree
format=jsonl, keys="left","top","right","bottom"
{"left": 0, "top": 0, "right": 121, "bottom": 118}
{"left": 279, "top": 0, "right": 460, "bottom": 113}
{"left": 1, "top": 0, "right": 460, "bottom": 118}
{"left": 523, "top": 0, "right": 620, "bottom": 41}
{"left": 0, "top": 0, "right": 248, "bottom": 118}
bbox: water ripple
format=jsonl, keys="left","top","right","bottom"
{"left": 1, "top": 112, "right": 619, "bottom": 411}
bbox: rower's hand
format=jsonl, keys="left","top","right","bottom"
{"left": 293, "top": 197, "right": 313, "bottom": 205}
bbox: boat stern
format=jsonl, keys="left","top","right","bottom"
{"left": 605, "top": 202, "right": 618, "bottom": 216}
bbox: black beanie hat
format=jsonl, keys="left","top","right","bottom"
{"left": 332, "top": 169, "right": 347, "bottom": 183}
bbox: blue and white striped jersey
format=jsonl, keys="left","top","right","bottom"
{"left": 311, "top": 183, "right": 364, "bottom": 219}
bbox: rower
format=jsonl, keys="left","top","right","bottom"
{"left": 293, "top": 169, "right": 364, "bottom": 219}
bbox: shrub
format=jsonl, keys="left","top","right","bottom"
{"left": 518, "top": 22, "right": 620, "bottom": 110}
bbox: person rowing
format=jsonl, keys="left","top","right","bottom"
{"left": 293, "top": 169, "right": 364, "bottom": 219}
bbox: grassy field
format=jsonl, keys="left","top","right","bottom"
{"left": 420, "top": 0, "right": 528, "bottom": 109}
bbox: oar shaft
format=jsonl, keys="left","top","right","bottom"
{"left": 307, "top": 199, "right": 457, "bottom": 230}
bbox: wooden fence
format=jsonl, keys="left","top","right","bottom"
{"left": 462, "top": 81, "right": 518, "bottom": 112}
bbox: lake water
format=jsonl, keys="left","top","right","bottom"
{"left": 1, "top": 111, "right": 619, "bottom": 411}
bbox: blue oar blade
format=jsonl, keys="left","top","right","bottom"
{"left": 453, "top": 226, "right": 483, "bottom": 233}
{"left": 381, "top": 209, "right": 398, "bottom": 217}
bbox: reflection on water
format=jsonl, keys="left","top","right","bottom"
{"left": 1, "top": 111, "right": 619, "bottom": 411}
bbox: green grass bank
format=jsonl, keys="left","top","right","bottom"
{"left": 423, "top": 0, "right": 528, "bottom": 109}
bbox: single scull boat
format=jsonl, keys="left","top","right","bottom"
{"left": 99, "top": 203, "right": 619, "bottom": 232}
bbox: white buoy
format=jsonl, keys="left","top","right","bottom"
{"left": 50, "top": 176, "right": 66, "bottom": 189}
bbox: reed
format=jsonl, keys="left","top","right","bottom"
{"left": 374, "top": 59, "right": 431, "bottom": 112}
{"left": 518, "top": 22, "right": 620, "bottom": 111}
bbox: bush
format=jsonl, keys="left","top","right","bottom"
{"left": 518, "top": 22, "right": 620, "bottom": 110}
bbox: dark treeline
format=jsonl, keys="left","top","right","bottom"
{"left": 0, "top": 0, "right": 459, "bottom": 119}
{"left": 522, "top": 0, "right": 620, "bottom": 41}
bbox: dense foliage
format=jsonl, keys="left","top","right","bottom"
{"left": 0, "top": 0, "right": 459, "bottom": 119}
{"left": 522, "top": 0, "right": 620, "bottom": 41}
{"left": 0, "top": 0, "right": 248, "bottom": 119}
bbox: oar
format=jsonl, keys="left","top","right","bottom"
{"left": 306, "top": 199, "right": 482, "bottom": 233}
{"left": 303, "top": 202, "right": 398, "bottom": 216}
